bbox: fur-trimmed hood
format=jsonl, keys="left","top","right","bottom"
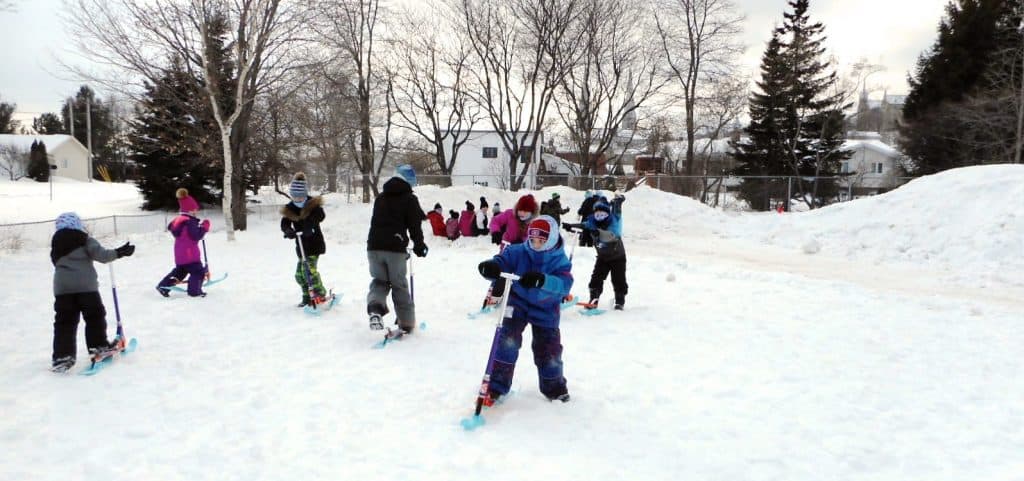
{"left": 280, "top": 196, "right": 324, "bottom": 221}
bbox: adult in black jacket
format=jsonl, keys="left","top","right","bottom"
{"left": 540, "top": 192, "right": 570, "bottom": 225}
{"left": 366, "top": 164, "right": 428, "bottom": 333}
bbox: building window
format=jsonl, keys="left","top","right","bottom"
{"left": 872, "top": 162, "right": 883, "bottom": 174}
{"left": 840, "top": 161, "right": 849, "bottom": 173}
{"left": 482, "top": 147, "right": 498, "bottom": 158}
{"left": 62, "top": 159, "right": 68, "bottom": 168}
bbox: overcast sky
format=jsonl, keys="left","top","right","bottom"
{"left": 0, "top": 0, "right": 948, "bottom": 124}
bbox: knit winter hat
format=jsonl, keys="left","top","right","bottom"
{"left": 551, "top": 192, "right": 560, "bottom": 200}
{"left": 465, "top": 201, "right": 475, "bottom": 211}
{"left": 584, "top": 190, "right": 593, "bottom": 198}
{"left": 527, "top": 215, "right": 559, "bottom": 252}
{"left": 593, "top": 201, "right": 611, "bottom": 213}
{"left": 515, "top": 194, "right": 538, "bottom": 213}
{"left": 55, "top": 212, "right": 85, "bottom": 232}
{"left": 433, "top": 202, "right": 442, "bottom": 212}
{"left": 289, "top": 173, "right": 308, "bottom": 199}
{"left": 492, "top": 202, "right": 500, "bottom": 213}
{"left": 395, "top": 164, "right": 417, "bottom": 187}
{"left": 177, "top": 188, "right": 199, "bottom": 213}
{"left": 479, "top": 196, "right": 489, "bottom": 210}
{"left": 449, "top": 209, "right": 459, "bottom": 219}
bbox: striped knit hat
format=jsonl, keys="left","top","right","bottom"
{"left": 289, "top": 173, "right": 308, "bottom": 199}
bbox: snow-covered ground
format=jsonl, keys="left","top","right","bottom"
{"left": 1, "top": 165, "right": 1022, "bottom": 481}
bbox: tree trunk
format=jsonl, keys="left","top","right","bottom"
{"left": 220, "top": 128, "right": 236, "bottom": 242}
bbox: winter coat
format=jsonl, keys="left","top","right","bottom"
{"left": 474, "top": 210, "right": 489, "bottom": 236}
{"left": 445, "top": 218, "right": 461, "bottom": 240}
{"left": 577, "top": 195, "right": 599, "bottom": 220}
{"left": 489, "top": 209, "right": 534, "bottom": 245}
{"left": 367, "top": 177, "right": 426, "bottom": 253}
{"left": 281, "top": 196, "right": 327, "bottom": 257}
{"left": 426, "top": 210, "right": 446, "bottom": 237}
{"left": 50, "top": 229, "right": 119, "bottom": 296}
{"left": 459, "top": 210, "right": 477, "bottom": 237}
{"left": 169, "top": 214, "right": 210, "bottom": 265}
{"left": 488, "top": 237, "right": 573, "bottom": 328}
{"left": 579, "top": 197, "right": 625, "bottom": 260}
{"left": 540, "top": 198, "right": 570, "bottom": 224}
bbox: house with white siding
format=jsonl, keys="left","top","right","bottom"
{"left": 442, "top": 130, "right": 544, "bottom": 189}
{"left": 0, "top": 134, "right": 91, "bottom": 182}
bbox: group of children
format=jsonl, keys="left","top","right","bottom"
{"left": 47, "top": 166, "right": 630, "bottom": 408}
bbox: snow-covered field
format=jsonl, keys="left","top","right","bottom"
{"left": 1, "top": 165, "right": 1022, "bottom": 481}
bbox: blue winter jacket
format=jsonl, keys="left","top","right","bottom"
{"left": 580, "top": 196, "right": 625, "bottom": 260}
{"left": 490, "top": 238, "right": 573, "bottom": 328}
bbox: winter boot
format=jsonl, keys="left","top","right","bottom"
{"left": 549, "top": 393, "right": 571, "bottom": 403}
{"left": 156, "top": 286, "right": 170, "bottom": 298}
{"left": 369, "top": 314, "right": 384, "bottom": 331}
{"left": 88, "top": 343, "right": 118, "bottom": 362}
{"left": 614, "top": 294, "right": 625, "bottom": 310}
{"left": 51, "top": 356, "right": 75, "bottom": 373}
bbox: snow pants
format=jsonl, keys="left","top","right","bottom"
{"left": 367, "top": 250, "right": 415, "bottom": 330}
{"left": 294, "top": 255, "right": 326, "bottom": 302}
{"left": 158, "top": 262, "right": 207, "bottom": 297}
{"left": 589, "top": 256, "right": 627, "bottom": 305}
{"left": 488, "top": 308, "right": 568, "bottom": 399}
{"left": 52, "top": 292, "right": 110, "bottom": 363}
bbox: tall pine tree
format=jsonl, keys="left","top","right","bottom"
{"left": 731, "top": 0, "right": 850, "bottom": 211}
{"left": 27, "top": 140, "right": 50, "bottom": 182}
{"left": 900, "top": 0, "right": 1016, "bottom": 173}
{"left": 60, "top": 86, "right": 117, "bottom": 180}
{"left": 132, "top": 57, "right": 224, "bottom": 210}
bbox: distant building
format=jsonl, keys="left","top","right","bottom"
{"left": 855, "top": 88, "right": 906, "bottom": 140}
{"left": 441, "top": 130, "right": 544, "bottom": 189}
{"left": 0, "top": 134, "right": 91, "bottom": 182}
{"left": 840, "top": 131, "right": 904, "bottom": 196}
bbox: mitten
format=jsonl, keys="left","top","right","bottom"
{"left": 201, "top": 219, "right": 211, "bottom": 231}
{"left": 478, "top": 260, "right": 500, "bottom": 279}
{"left": 519, "top": 271, "right": 545, "bottom": 289}
{"left": 115, "top": 242, "right": 135, "bottom": 258}
{"left": 413, "top": 243, "right": 428, "bottom": 258}
{"left": 283, "top": 227, "right": 296, "bottom": 239}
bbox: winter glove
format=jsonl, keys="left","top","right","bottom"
{"left": 519, "top": 271, "right": 545, "bottom": 289}
{"left": 413, "top": 243, "right": 428, "bottom": 258}
{"left": 283, "top": 227, "right": 296, "bottom": 239}
{"left": 115, "top": 242, "right": 135, "bottom": 258}
{"left": 490, "top": 231, "right": 502, "bottom": 245}
{"left": 201, "top": 219, "right": 211, "bottom": 231}
{"left": 562, "top": 223, "right": 579, "bottom": 233}
{"left": 478, "top": 260, "right": 501, "bottom": 279}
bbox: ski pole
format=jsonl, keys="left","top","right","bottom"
{"left": 472, "top": 272, "right": 520, "bottom": 419}
{"left": 295, "top": 232, "right": 318, "bottom": 309}
{"left": 108, "top": 263, "right": 125, "bottom": 344}
{"left": 202, "top": 238, "right": 211, "bottom": 280}
{"left": 567, "top": 230, "right": 578, "bottom": 262}
{"left": 407, "top": 249, "right": 415, "bottom": 303}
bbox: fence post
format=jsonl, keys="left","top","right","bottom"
{"left": 848, "top": 178, "right": 853, "bottom": 201}
{"left": 786, "top": 177, "right": 792, "bottom": 211}
{"left": 657, "top": 175, "right": 661, "bottom": 190}
{"left": 113, "top": 215, "right": 118, "bottom": 236}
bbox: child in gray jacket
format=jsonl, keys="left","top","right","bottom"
{"left": 49, "top": 212, "right": 135, "bottom": 372}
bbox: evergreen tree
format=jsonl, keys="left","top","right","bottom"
{"left": 32, "top": 113, "right": 65, "bottom": 134}
{"left": 0, "top": 96, "right": 17, "bottom": 134}
{"left": 60, "top": 86, "right": 117, "bottom": 180}
{"left": 27, "top": 140, "right": 50, "bottom": 182}
{"left": 900, "top": 0, "right": 1016, "bottom": 173}
{"left": 730, "top": 0, "right": 850, "bottom": 211}
{"left": 132, "top": 57, "right": 223, "bottom": 210}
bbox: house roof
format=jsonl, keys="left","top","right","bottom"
{"left": 842, "top": 138, "right": 901, "bottom": 158}
{"left": 0, "top": 134, "right": 88, "bottom": 154}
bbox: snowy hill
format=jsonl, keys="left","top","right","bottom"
{"left": 1, "top": 166, "right": 1022, "bottom": 481}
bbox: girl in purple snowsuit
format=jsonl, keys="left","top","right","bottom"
{"left": 156, "top": 188, "right": 211, "bottom": 297}
{"left": 488, "top": 194, "right": 539, "bottom": 246}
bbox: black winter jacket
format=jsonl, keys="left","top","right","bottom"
{"left": 367, "top": 177, "right": 426, "bottom": 253}
{"left": 281, "top": 196, "right": 327, "bottom": 257}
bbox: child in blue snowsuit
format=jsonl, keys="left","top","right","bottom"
{"left": 477, "top": 215, "right": 573, "bottom": 402}
{"left": 564, "top": 194, "right": 626, "bottom": 310}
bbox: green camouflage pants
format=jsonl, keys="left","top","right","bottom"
{"left": 295, "top": 255, "right": 326, "bottom": 300}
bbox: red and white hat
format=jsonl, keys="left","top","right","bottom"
{"left": 526, "top": 215, "right": 559, "bottom": 252}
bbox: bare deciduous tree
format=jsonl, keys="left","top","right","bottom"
{"left": 453, "top": 0, "right": 583, "bottom": 190}
{"left": 0, "top": 145, "right": 28, "bottom": 180}
{"left": 386, "top": 8, "right": 480, "bottom": 184}
{"left": 65, "top": 0, "right": 307, "bottom": 239}
{"left": 556, "top": 0, "right": 668, "bottom": 176}
{"left": 654, "top": 0, "right": 744, "bottom": 179}
{"left": 314, "top": 0, "right": 394, "bottom": 202}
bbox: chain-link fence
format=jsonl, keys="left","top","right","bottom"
{"left": 0, "top": 203, "right": 286, "bottom": 250}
